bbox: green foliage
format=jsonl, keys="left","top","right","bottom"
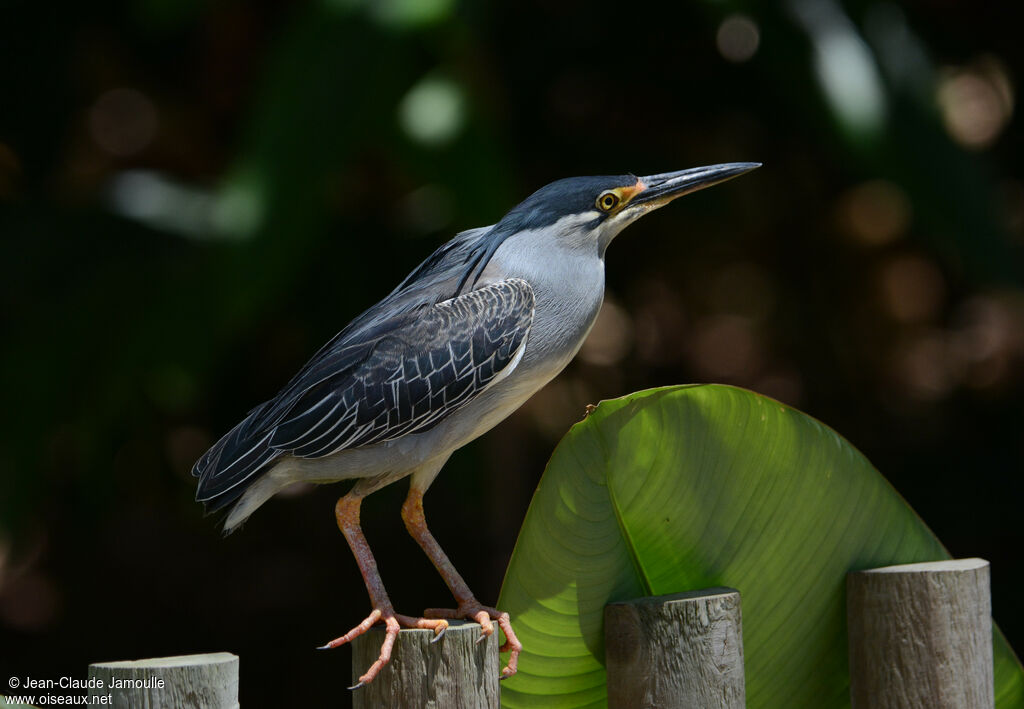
{"left": 498, "top": 385, "right": 1024, "bottom": 708}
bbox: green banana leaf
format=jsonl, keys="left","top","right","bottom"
{"left": 497, "top": 384, "right": 1024, "bottom": 708}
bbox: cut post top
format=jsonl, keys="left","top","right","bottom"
{"left": 606, "top": 586, "right": 740, "bottom": 608}
{"left": 852, "top": 558, "right": 987, "bottom": 575}
{"left": 90, "top": 653, "right": 238, "bottom": 669}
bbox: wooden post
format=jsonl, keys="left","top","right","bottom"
{"left": 87, "top": 652, "right": 238, "bottom": 709}
{"left": 847, "top": 558, "right": 993, "bottom": 709}
{"left": 351, "top": 619, "right": 499, "bottom": 708}
{"left": 605, "top": 587, "right": 745, "bottom": 709}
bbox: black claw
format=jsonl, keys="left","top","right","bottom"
{"left": 431, "top": 625, "right": 448, "bottom": 644}
{"left": 348, "top": 682, "right": 365, "bottom": 691}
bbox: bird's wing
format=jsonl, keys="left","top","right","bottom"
{"left": 264, "top": 277, "right": 535, "bottom": 458}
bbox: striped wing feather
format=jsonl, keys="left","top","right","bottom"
{"left": 194, "top": 278, "right": 534, "bottom": 507}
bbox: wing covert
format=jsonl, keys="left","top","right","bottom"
{"left": 268, "top": 278, "right": 534, "bottom": 458}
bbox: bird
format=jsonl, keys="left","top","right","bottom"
{"left": 192, "top": 162, "right": 760, "bottom": 687}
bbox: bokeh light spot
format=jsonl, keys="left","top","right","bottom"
{"left": 937, "top": 57, "right": 1014, "bottom": 150}
{"left": 837, "top": 179, "right": 911, "bottom": 246}
{"left": 399, "top": 75, "right": 465, "bottom": 147}
{"left": 717, "top": 14, "right": 760, "bottom": 63}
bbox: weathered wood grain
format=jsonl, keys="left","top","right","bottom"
{"left": 605, "top": 588, "right": 745, "bottom": 709}
{"left": 847, "top": 558, "right": 993, "bottom": 709}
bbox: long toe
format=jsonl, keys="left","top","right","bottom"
{"left": 319, "top": 608, "right": 384, "bottom": 650}
{"left": 394, "top": 613, "right": 449, "bottom": 642}
{"left": 351, "top": 614, "right": 401, "bottom": 688}
{"left": 324, "top": 610, "right": 452, "bottom": 688}
{"left": 424, "top": 602, "right": 521, "bottom": 680}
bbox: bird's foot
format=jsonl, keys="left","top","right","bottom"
{"left": 318, "top": 608, "right": 449, "bottom": 688}
{"left": 424, "top": 602, "right": 522, "bottom": 679}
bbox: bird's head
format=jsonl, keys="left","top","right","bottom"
{"left": 495, "top": 162, "right": 761, "bottom": 256}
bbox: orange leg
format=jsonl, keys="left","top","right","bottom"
{"left": 319, "top": 492, "right": 449, "bottom": 689}
{"left": 401, "top": 487, "right": 522, "bottom": 680}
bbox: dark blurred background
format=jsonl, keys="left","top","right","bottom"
{"left": 1, "top": 0, "right": 1021, "bottom": 705}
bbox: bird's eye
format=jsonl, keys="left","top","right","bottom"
{"left": 597, "top": 191, "right": 620, "bottom": 212}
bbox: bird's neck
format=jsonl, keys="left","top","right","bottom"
{"left": 486, "top": 235, "right": 606, "bottom": 371}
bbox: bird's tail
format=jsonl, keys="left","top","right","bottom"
{"left": 193, "top": 403, "right": 284, "bottom": 524}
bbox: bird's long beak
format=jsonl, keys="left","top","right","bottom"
{"left": 632, "top": 162, "right": 761, "bottom": 208}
